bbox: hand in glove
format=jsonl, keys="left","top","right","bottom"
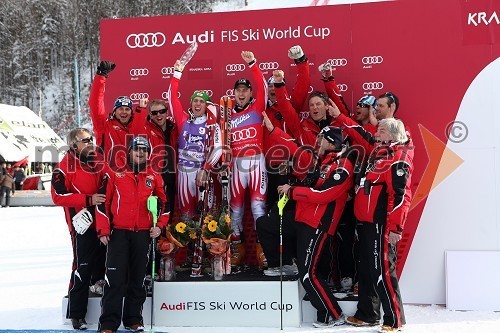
{"left": 288, "top": 45, "right": 307, "bottom": 63}
{"left": 97, "top": 61, "right": 116, "bottom": 78}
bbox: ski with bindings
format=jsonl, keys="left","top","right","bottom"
{"left": 219, "top": 95, "right": 233, "bottom": 275}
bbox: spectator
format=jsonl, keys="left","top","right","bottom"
{"left": 51, "top": 128, "right": 107, "bottom": 330}
{"left": 0, "top": 162, "right": 6, "bottom": 176}
{"left": 345, "top": 118, "right": 413, "bottom": 333}
{"left": 13, "top": 165, "right": 26, "bottom": 190}
{"left": 95, "top": 136, "right": 170, "bottom": 333}
{"left": 0, "top": 170, "right": 15, "bottom": 207}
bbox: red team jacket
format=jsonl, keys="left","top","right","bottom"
{"left": 354, "top": 142, "right": 413, "bottom": 234}
{"left": 268, "top": 128, "right": 354, "bottom": 235}
{"left": 88, "top": 75, "right": 146, "bottom": 167}
{"left": 95, "top": 165, "right": 170, "bottom": 237}
{"left": 51, "top": 150, "right": 106, "bottom": 233}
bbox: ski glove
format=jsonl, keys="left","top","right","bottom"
{"left": 72, "top": 208, "right": 93, "bottom": 235}
{"left": 96, "top": 61, "right": 116, "bottom": 78}
{"left": 288, "top": 45, "right": 307, "bottom": 64}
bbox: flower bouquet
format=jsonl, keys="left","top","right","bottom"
{"left": 201, "top": 209, "right": 233, "bottom": 280}
{"left": 157, "top": 217, "right": 199, "bottom": 281}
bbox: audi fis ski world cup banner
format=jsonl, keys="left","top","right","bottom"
{"left": 100, "top": 0, "right": 500, "bottom": 304}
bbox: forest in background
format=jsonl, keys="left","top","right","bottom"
{"left": 0, "top": 0, "right": 225, "bottom": 136}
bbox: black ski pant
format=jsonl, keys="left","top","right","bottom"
{"left": 354, "top": 221, "right": 406, "bottom": 328}
{"left": 256, "top": 200, "right": 297, "bottom": 267}
{"left": 335, "top": 199, "right": 357, "bottom": 280}
{"left": 67, "top": 228, "right": 103, "bottom": 319}
{"left": 296, "top": 222, "right": 343, "bottom": 323}
{"left": 99, "top": 229, "right": 151, "bottom": 331}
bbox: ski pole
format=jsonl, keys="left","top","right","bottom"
{"left": 147, "top": 195, "right": 159, "bottom": 331}
{"left": 277, "top": 193, "right": 289, "bottom": 331}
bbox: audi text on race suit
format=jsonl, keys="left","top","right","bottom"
{"left": 168, "top": 73, "right": 221, "bottom": 218}
{"left": 229, "top": 61, "right": 268, "bottom": 237}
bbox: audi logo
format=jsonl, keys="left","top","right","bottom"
{"left": 202, "top": 90, "right": 213, "bottom": 97}
{"left": 232, "top": 128, "right": 257, "bottom": 142}
{"left": 161, "top": 92, "right": 181, "bottom": 99}
{"left": 362, "top": 56, "right": 384, "bottom": 65}
{"left": 129, "top": 68, "right": 149, "bottom": 76}
{"left": 225, "top": 89, "right": 235, "bottom": 97}
{"left": 362, "top": 82, "right": 384, "bottom": 90}
{"left": 126, "top": 32, "right": 166, "bottom": 48}
{"left": 259, "top": 62, "right": 279, "bottom": 70}
{"left": 161, "top": 67, "right": 175, "bottom": 75}
{"left": 337, "top": 84, "right": 348, "bottom": 92}
{"left": 326, "top": 58, "right": 348, "bottom": 67}
{"left": 130, "top": 93, "right": 150, "bottom": 100}
{"left": 226, "top": 64, "right": 246, "bottom": 72}
{"left": 300, "top": 111, "right": 310, "bottom": 120}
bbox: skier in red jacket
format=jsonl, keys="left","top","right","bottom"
{"left": 96, "top": 136, "right": 169, "bottom": 333}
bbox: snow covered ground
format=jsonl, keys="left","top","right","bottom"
{"left": 1, "top": 206, "right": 500, "bottom": 332}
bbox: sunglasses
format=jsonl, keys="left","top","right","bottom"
{"left": 76, "top": 136, "right": 93, "bottom": 144}
{"left": 357, "top": 102, "right": 371, "bottom": 108}
{"left": 150, "top": 108, "right": 168, "bottom": 116}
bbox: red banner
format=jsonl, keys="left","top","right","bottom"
{"left": 99, "top": 0, "right": 500, "bottom": 274}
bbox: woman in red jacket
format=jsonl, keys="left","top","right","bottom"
{"left": 96, "top": 137, "right": 169, "bottom": 333}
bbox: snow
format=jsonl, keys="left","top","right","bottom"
{"left": 1, "top": 206, "right": 500, "bottom": 332}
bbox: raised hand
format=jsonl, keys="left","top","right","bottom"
{"left": 241, "top": 51, "right": 255, "bottom": 64}
{"left": 288, "top": 45, "right": 304, "bottom": 60}
{"left": 96, "top": 61, "right": 116, "bottom": 78}
{"left": 273, "top": 70, "right": 285, "bottom": 84}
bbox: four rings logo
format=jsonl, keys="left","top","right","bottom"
{"left": 161, "top": 67, "right": 175, "bottom": 75}
{"left": 225, "top": 89, "right": 235, "bottom": 97}
{"left": 130, "top": 93, "right": 150, "bottom": 100}
{"left": 161, "top": 92, "right": 181, "bottom": 99}
{"left": 337, "top": 84, "right": 348, "bottom": 92}
{"left": 259, "top": 62, "right": 279, "bottom": 70}
{"left": 129, "top": 68, "right": 149, "bottom": 76}
{"left": 126, "top": 32, "right": 166, "bottom": 48}
{"left": 326, "top": 58, "right": 348, "bottom": 67}
{"left": 362, "top": 56, "right": 384, "bottom": 65}
{"left": 202, "top": 90, "right": 213, "bottom": 97}
{"left": 232, "top": 128, "right": 257, "bottom": 142}
{"left": 226, "top": 64, "right": 245, "bottom": 72}
{"left": 362, "top": 82, "right": 384, "bottom": 90}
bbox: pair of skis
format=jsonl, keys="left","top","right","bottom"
{"left": 190, "top": 96, "right": 233, "bottom": 277}
{"left": 177, "top": 41, "right": 233, "bottom": 278}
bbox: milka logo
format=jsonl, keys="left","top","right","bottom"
{"left": 231, "top": 113, "right": 250, "bottom": 128}
{"left": 468, "top": 11, "right": 500, "bottom": 26}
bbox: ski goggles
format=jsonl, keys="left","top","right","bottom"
{"left": 357, "top": 102, "right": 371, "bottom": 108}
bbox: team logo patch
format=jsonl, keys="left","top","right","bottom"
{"left": 333, "top": 173, "right": 341, "bottom": 181}
{"left": 145, "top": 179, "right": 153, "bottom": 188}
{"left": 396, "top": 169, "right": 405, "bottom": 177}
{"left": 320, "top": 172, "right": 326, "bottom": 179}
{"left": 115, "top": 172, "right": 125, "bottom": 178}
